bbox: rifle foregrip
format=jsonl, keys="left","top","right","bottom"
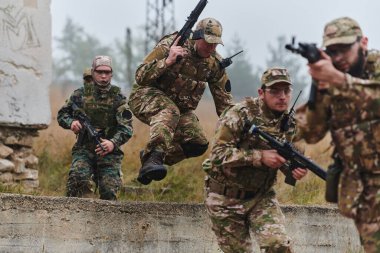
{"left": 307, "top": 79, "right": 318, "bottom": 110}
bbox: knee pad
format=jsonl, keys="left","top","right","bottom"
{"left": 181, "top": 142, "right": 209, "bottom": 158}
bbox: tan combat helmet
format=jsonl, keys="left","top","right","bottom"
{"left": 322, "top": 17, "right": 362, "bottom": 47}
{"left": 194, "top": 18, "right": 223, "bottom": 45}
{"left": 83, "top": 67, "right": 92, "bottom": 79}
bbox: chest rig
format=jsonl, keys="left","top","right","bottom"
{"left": 156, "top": 40, "right": 216, "bottom": 112}
{"left": 219, "top": 98, "right": 295, "bottom": 191}
{"left": 82, "top": 83, "right": 119, "bottom": 130}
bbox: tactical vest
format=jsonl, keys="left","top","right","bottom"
{"left": 82, "top": 83, "right": 120, "bottom": 137}
{"left": 155, "top": 37, "right": 220, "bottom": 112}
{"left": 212, "top": 97, "right": 296, "bottom": 191}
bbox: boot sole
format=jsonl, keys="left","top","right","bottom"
{"left": 137, "top": 174, "right": 152, "bottom": 185}
{"left": 146, "top": 168, "right": 167, "bottom": 181}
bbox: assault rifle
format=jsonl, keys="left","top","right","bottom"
{"left": 219, "top": 50, "right": 244, "bottom": 69}
{"left": 248, "top": 124, "right": 327, "bottom": 186}
{"left": 71, "top": 102, "right": 105, "bottom": 152}
{"left": 285, "top": 37, "right": 325, "bottom": 110}
{"left": 171, "top": 0, "right": 208, "bottom": 49}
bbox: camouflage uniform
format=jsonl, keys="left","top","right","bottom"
{"left": 58, "top": 56, "right": 133, "bottom": 200}
{"left": 128, "top": 18, "right": 233, "bottom": 167}
{"left": 300, "top": 17, "right": 380, "bottom": 252}
{"left": 204, "top": 68, "right": 296, "bottom": 253}
{"left": 83, "top": 67, "right": 92, "bottom": 85}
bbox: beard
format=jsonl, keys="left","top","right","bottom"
{"left": 332, "top": 47, "right": 366, "bottom": 77}
{"left": 348, "top": 48, "right": 366, "bottom": 77}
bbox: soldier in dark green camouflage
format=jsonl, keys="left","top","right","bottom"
{"left": 57, "top": 56, "right": 133, "bottom": 200}
{"left": 299, "top": 17, "right": 380, "bottom": 252}
{"left": 128, "top": 18, "right": 233, "bottom": 185}
{"left": 203, "top": 68, "right": 308, "bottom": 253}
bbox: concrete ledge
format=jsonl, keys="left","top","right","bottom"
{"left": 0, "top": 194, "right": 362, "bottom": 253}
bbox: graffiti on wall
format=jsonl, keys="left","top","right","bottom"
{"left": 0, "top": 4, "right": 40, "bottom": 51}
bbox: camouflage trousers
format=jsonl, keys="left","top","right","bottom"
{"left": 337, "top": 163, "right": 380, "bottom": 252}
{"left": 343, "top": 171, "right": 380, "bottom": 253}
{"left": 67, "top": 146, "right": 123, "bottom": 200}
{"left": 205, "top": 189, "right": 293, "bottom": 253}
{"left": 128, "top": 86, "right": 208, "bottom": 165}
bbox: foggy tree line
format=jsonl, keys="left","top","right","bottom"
{"left": 53, "top": 18, "right": 308, "bottom": 101}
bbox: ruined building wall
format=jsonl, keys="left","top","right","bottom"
{"left": 0, "top": 0, "right": 51, "bottom": 190}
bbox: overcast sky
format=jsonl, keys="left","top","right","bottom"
{"left": 51, "top": 0, "right": 380, "bottom": 68}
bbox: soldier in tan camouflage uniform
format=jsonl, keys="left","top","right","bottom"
{"left": 128, "top": 18, "right": 233, "bottom": 185}
{"left": 204, "top": 67, "right": 308, "bottom": 253}
{"left": 58, "top": 56, "right": 133, "bottom": 200}
{"left": 83, "top": 67, "right": 93, "bottom": 85}
{"left": 300, "top": 17, "right": 380, "bottom": 252}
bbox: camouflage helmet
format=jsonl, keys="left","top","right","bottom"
{"left": 322, "top": 17, "right": 362, "bottom": 47}
{"left": 91, "top": 55, "right": 112, "bottom": 71}
{"left": 261, "top": 67, "right": 292, "bottom": 87}
{"left": 195, "top": 18, "right": 223, "bottom": 45}
{"left": 83, "top": 68, "right": 92, "bottom": 79}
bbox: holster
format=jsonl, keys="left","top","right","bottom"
{"left": 325, "top": 153, "right": 343, "bottom": 203}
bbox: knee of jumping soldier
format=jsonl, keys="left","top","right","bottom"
{"left": 181, "top": 142, "right": 209, "bottom": 158}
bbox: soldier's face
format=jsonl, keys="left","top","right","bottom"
{"left": 93, "top": 66, "right": 112, "bottom": 85}
{"left": 259, "top": 83, "right": 292, "bottom": 113}
{"left": 195, "top": 39, "right": 217, "bottom": 58}
{"left": 327, "top": 36, "right": 368, "bottom": 75}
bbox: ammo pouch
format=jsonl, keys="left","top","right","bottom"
{"left": 325, "top": 153, "right": 343, "bottom": 203}
{"left": 205, "top": 176, "right": 259, "bottom": 200}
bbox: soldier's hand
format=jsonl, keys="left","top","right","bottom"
{"left": 292, "top": 167, "right": 308, "bottom": 180}
{"left": 308, "top": 50, "right": 345, "bottom": 87}
{"left": 165, "top": 36, "right": 188, "bottom": 66}
{"left": 70, "top": 120, "right": 82, "bottom": 134}
{"left": 95, "top": 138, "right": 115, "bottom": 156}
{"left": 261, "top": 150, "right": 286, "bottom": 169}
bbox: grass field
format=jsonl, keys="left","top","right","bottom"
{"left": 29, "top": 86, "right": 333, "bottom": 205}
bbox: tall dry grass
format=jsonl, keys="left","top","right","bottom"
{"left": 30, "top": 86, "right": 332, "bottom": 205}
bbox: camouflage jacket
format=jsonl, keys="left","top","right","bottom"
{"left": 133, "top": 33, "right": 233, "bottom": 115}
{"left": 302, "top": 50, "right": 380, "bottom": 173}
{"left": 57, "top": 83, "right": 133, "bottom": 149}
{"left": 203, "top": 97, "right": 297, "bottom": 191}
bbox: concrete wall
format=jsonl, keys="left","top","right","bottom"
{"left": 0, "top": 0, "right": 51, "bottom": 127}
{"left": 0, "top": 194, "right": 362, "bottom": 253}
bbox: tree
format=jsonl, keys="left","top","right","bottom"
{"left": 114, "top": 26, "right": 146, "bottom": 90}
{"left": 53, "top": 18, "right": 115, "bottom": 86}
{"left": 225, "top": 35, "right": 261, "bottom": 99}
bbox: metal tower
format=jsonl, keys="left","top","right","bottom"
{"left": 145, "top": 0, "right": 175, "bottom": 54}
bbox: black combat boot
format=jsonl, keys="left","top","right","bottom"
{"left": 137, "top": 150, "right": 167, "bottom": 185}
